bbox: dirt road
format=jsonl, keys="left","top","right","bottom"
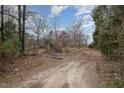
{"left": 0, "top": 48, "right": 104, "bottom": 88}
{"left": 16, "top": 48, "right": 103, "bottom": 88}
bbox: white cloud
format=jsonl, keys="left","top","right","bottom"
{"left": 74, "top": 5, "right": 96, "bottom": 44}
{"left": 86, "top": 33, "right": 94, "bottom": 44}
{"left": 74, "top": 5, "right": 96, "bottom": 17}
{"left": 83, "top": 24, "right": 95, "bottom": 32}
{"left": 83, "top": 23, "right": 95, "bottom": 28}
{"left": 82, "top": 15, "right": 94, "bottom": 25}
{"left": 49, "top": 5, "right": 69, "bottom": 17}
{"left": 78, "top": 12, "right": 96, "bottom": 44}
{"left": 83, "top": 14, "right": 93, "bottom": 20}
{"left": 25, "top": 13, "right": 44, "bottom": 35}
{"left": 83, "top": 23, "right": 96, "bottom": 44}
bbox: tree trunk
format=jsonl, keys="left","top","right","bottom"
{"left": 22, "top": 5, "right": 26, "bottom": 55}
{"left": 0, "top": 5, "right": 6, "bottom": 72}
{"left": 1, "top": 5, "right": 4, "bottom": 43}
{"left": 0, "top": 5, "right": 5, "bottom": 63}
{"left": 37, "top": 33, "right": 40, "bottom": 48}
{"left": 18, "top": 5, "right": 22, "bottom": 54}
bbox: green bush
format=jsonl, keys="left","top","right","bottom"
{"left": 99, "top": 32, "right": 109, "bottom": 55}
{"left": 0, "top": 36, "right": 20, "bottom": 57}
{"left": 4, "top": 19, "right": 16, "bottom": 39}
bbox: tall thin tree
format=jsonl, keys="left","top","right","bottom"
{"left": 22, "top": 5, "right": 26, "bottom": 55}
{"left": 18, "top": 5, "right": 22, "bottom": 54}
{"left": 0, "top": 5, "right": 5, "bottom": 63}
{"left": 1, "top": 5, "right": 4, "bottom": 43}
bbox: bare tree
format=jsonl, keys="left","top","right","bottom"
{"left": 22, "top": 5, "right": 26, "bottom": 55}
{"left": 0, "top": 6, "right": 18, "bottom": 21}
{"left": 51, "top": 16, "right": 60, "bottom": 46}
{"left": 78, "top": 31, "right": 82, "bottom": 48}
{"left": 42, "top": 24, "right": 49, "bottom": 48}
{"left": 59, "top": 31, "right": 69, "bottom": 48}
{"left": 32, "top": 15, "right": 48, "bottom": 48}
{"left": 69, "top": 21, "right": 83, "bottom": 47}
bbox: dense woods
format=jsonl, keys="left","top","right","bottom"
{"left": 0, "top": 5, "right": 26, "bottom": 63}
{"left": 92, "top": 5, "right": 124, "bottom": 61}
{"left": 92, "top": 6, "right": 124, "bottom": 87}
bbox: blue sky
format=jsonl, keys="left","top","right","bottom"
{"left": 29, "top": 5, "right": 77, "bottom": 28}
{"left": 28, "top": 5, "right": 96, "bottom": 43}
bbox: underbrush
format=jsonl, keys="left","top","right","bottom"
{"left": 101, "top": 61, "right": 124, "bottom": 88}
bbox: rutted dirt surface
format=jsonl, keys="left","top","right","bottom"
{"left": 0, "top": 48, "right": 104, "bottom": 88}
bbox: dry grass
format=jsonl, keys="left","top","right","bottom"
{"left": 0, "top": 53, "right": 61, "bottom": 87}
{"left": 100, "top": 61, "right": 124, "bottom": 88}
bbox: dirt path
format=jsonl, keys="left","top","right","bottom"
{"left": 0, "top": 48, "right": 104, "bottom": 88}
{"left": 18, "top": 48, "right": 104, "bottom": 88}
{"left": 23, "top": 61, "right": 101, "bottom": 88}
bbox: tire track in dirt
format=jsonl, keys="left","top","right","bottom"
{"left": 21, "top": 59, "right": 102, "bottom": 88}
{"left": 8, "top": 48, "right": 104, "bottom": 88}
